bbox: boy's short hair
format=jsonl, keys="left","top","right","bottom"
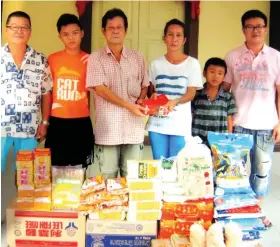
{"left": 204, "top": 57, "right": 227, "bottom": 74}
{"left": 6, "top": 11, "right": 31, "bottom": 27}
{"left": 241, "top": 10, "right": 267, "bottom": 27}
{"left": 164, "top": 19, "right": 186, "bottom": 37}
{"left": 102, "top": 8, "right": 128, "bottom": 30}
{"left": 57, "top": 14, "right": 83, "bottom": 33}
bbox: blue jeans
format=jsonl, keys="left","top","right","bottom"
{"left": 149, "top": 131, "right": 186, "bottom": 159}
{"left": 234, "top": 126, "right": 274, "bottom": 197}
{"left": 1, "top": 137, "right": 37, "bottom": 172}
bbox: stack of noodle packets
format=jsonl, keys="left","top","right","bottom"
{"left": 16, "top": 151, "right": 34, "bottom": 209}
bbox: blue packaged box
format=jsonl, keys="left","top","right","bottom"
{"left": 86, "top": 220, "right": 157, "bottom": 247}
{"left": 86, "top": 234, "right": 156, "bottom": 247}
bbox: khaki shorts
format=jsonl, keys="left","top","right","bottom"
{"left": 94, "top": 144, "right": 144, "bottom": 179}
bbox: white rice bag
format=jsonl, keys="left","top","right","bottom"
{"left": 190, "top": 223, "right": 206, "bottom": 247}
{"left": 206, "top": 223, "right": 226, "bottom": 247}
{"left": 225, "top": 222, "right": 243, "bottom": 247}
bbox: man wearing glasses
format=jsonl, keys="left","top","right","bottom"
{"left": 1, "top": 11, "right": 52, "bottom": 172}
{"left": 223, "top": 10, "right": 280, "bottom": 226}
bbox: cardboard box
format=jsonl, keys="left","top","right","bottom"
{"left": 86, "top": 220, "right": 157, "bottom": 247}
{"left": 7, "top": 201, "right": 86, "bottom": 247}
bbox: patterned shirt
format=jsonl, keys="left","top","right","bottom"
{"left": 192, "top": 85, "right": 237, "bottom": 143}
{"left": 224, "top": 44, "right": 280, "bottom": 130}
{"left": 1, "top": 44, "right": 52, "bottom": 138}
{"left": 86, "top": 46, "right": 149, "bottom": 145}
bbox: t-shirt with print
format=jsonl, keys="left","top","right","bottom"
{"left": 224, "top": 44, "right": 280, "bottom": 130}
{"left": 192, "top": 85, "right": 237, "bottom": 143}
{"left": 48, "top": 50, "right": 89, "bottom": 118}
{"left": 1, "top": 45, "right": 52, "bottom": 138}
{"left": 146, "top": 56, "right": 203, "bottom": 137}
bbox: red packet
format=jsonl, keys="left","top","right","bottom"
{"left": 142, "top": 94, "right": 169, "bottom": 115}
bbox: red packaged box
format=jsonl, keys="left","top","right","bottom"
{"left": 161, "top": 198, "right": 214, "bottom": 221}
{"left": 142, "top": 94, "right": 169, "bottom": 115}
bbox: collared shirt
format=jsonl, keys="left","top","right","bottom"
{"left": 86, "top": 46, "right": 149, "bottom": 145}
{"left": 192, "top": 85, "right": 237, "bottom": 143}
{"left": 224, "top": 44, "right": 280, "bottom": 130}
{"left": 1, "top": 44, "right": 52, "bottom": 138}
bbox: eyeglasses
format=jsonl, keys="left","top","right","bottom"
{"left": 6, "top": 25, "right": 31, "bottom": 32}
{"left": 244, "top": 25, "right": 266, "bottom": 32}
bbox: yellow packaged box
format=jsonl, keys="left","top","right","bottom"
{"left": 129, "top": 190, "right": 162, "bottom": 201}
{"left": 127, "top": 210, "right": 162, "bottom": 221}
{"left": 129, "top": 201, "right": 162, "bottom": 211}
{"left": 127, "top": 160, "right": 161, "bottom": 179}
{"left": 7, "top": 200, "right": 86, "bottom": 247}
{"left": 88, "top": 211, "right": 126, "bottom": 221}
{"left": 127, "top": 178, "right": 161, "bottom": 191}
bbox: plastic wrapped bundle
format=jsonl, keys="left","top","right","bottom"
{"left": 190, "top": 223, "right": 206, "bottom": 247}
{"left": 206, "top": 223, "right": 226, "bottom": 247}
{"left": 225, "top": 222, "right": 243, "bottom": 247}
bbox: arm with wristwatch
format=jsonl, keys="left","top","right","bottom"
{"left": 35, "top": 92, "right": 52, "bottom": 142}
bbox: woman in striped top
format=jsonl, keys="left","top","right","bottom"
{"left": 146, "top": 19, "right": 203, "bottom": 159}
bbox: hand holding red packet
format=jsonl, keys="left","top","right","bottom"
{"left": 142, "top": 94, "right": 169, "bottom": 115}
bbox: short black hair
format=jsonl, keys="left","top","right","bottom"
{"left": 6, "top": 11, "right": 31, "bottom": 27}
{"left": 57, "top": 14, "right": 83, "bottom": 33}
{"left": 241, "top": 10, "right": 267, "bottom": 27}
{"left": 102, "top": 8, "right": 128, "bottom": 30}
{"left": 164, "top": 19, "right": 185, "bottom": 37}
{"left": 204, "top": 57, "right": 227, "bottom": 74}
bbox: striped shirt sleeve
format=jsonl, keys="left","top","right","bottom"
{"left": 227, "top": 92, "right": 237, "bottom": 115}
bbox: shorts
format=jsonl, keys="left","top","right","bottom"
{"left": 45, "top": 116, "right": 94, "bottom": 168}
{"left": 234, "top": 126, "right": 274, "bottom": 197}
{"left": 1, "top": 137, "right": 37, "bottom": 172}
{"left": 94, "top": 143, "right": 144, "bottom": 179}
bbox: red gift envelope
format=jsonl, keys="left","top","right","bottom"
{"left": 142, "top": 94, "right": 169, "bottom": 115}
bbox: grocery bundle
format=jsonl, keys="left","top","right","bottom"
{"left": 208, "top": 132, "right": 266, "bottom": 245}
{"left": 159, "top": 139, "right": 214, "bottom": 239}
{"left": 79, "top": 176, "right": 129, "bottom": 220}
{"left": 11, "top": 134, "right": 266, "bottom": 247}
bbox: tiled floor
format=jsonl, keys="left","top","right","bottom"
{"left": 1, "top": 148, "right": 280, "bottom": 246}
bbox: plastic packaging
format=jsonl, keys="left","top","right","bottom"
{"left": 161, "top": 157, "right": 177, "bottom": 182}
{"left": 81, "top": 175, "right": 106, "bottom": 196}
{"left": 206, "top": 223, "right": 226, "bottom": 247}
{"left": 208, "top": 132, "right": 254, "bottom": 194}
{"left": 52, "top": 166, "right": 85, "bottom": 210}
{"left": 177, "top": 138, "right": 214, "bottom": 199}
{"left": 34, "top": 148, "right": 51, "bottom": 187}
{"left": 16, "top": 151, "right": 34, "bottom": 197}
{"left": 225, "top": 222, "right": 243, "bottom": 247}
{"left": 190, "top": 223, "right": 206, "bottom": 247}
{"left": 106, "top": 177, "right": 129, "bottom": 195}
{"left": 214, "top": 194, "right": 259, "bottom": 210}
